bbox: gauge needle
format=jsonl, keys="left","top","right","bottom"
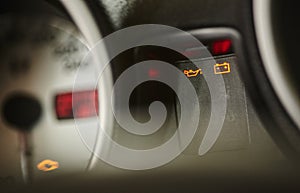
{"left": 19, "top": 131, "right": 33, "bottom": 184}
{"left": 2, "top": 93, "right": 42, "bottom": 184}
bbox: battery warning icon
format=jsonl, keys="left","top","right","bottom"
{"left": 214, "top": 62, "right": 231, "bottom": 74}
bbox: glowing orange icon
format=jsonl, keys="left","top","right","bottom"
{"left": 37, "top": 159, "right": 59, "bottom": 172}
{"left": 214, "top": 62, "right": 231, "bottom": 74}
{"left": 183, "top": 69, "right": 203, "bottom": 77}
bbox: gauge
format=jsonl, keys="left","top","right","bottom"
{"left": 0, "top": 15, "right": 98, "bottom": 182}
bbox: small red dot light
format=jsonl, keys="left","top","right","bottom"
{"left": 148, "top": 69, "right": 159, "bottom": 78}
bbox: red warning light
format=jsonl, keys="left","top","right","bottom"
{"left": 148, "top": 69, "right": 159, "bottom": 78}
{"left": 211, "top": 39, "right": 232, "bottom": 55}
{"left": 55, "top": 90, "right": 98, "bottom": 119}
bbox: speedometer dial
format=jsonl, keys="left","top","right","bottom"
{"left": 0, "top": 16, "right": 97, "bottom": 182}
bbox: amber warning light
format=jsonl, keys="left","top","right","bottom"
{"left": 214, "top": 62, "right": 231, "bottom": 74}
{"left": 37, "top": 159, "right": 59, "bottom": 172}
{"left": 55, "top": 90, "right": 98, "bottom": 119}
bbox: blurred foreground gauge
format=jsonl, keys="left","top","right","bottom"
{"left": 0, "top": 15, "right": 96, "bottom": 181}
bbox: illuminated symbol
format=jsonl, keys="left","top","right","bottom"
{"left": 183, "top": 69, "right": 203, "bottom": 77}
{"left": 37, "top": 159, "right": 59, "bottom": 172}
{"left": 214, "top": 62, "right": 231, "bottom": 74}
{"left": 148, "top": 69, "right": 159, "bottom": 77}
{"left": 212, "top": 39, "right": 232, "bottom": 55}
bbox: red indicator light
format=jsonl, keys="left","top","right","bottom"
{"left": 148, "top": 69, "right": 159, "bottom": 78}
{"left": 211, "top": 39, "right": 232, "bottom": 55}
{"left": 55, "top": 90, "right": 98, "bottom": 119}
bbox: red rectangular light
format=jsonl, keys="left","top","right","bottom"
{"left": 211, "top": 39, "right": 232, "bottom": 56}
{"left": 55, "top": 90, "right": 98, "bottom": 119}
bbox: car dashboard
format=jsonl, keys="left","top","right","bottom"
{"left": 0, "top": 0, "right": 299, "bottom": 192}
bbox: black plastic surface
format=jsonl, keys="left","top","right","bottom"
{"left": 96, "top": 0, "right": 300, "bottom": 159}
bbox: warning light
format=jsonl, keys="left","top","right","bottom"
{"left": 211, "top": 39, "right": 232, "bottom": 55}
{"left": 214, "top": 62, "right": 231, "bottom": 74}
{"left": 37, "top": 159, "right": 59, "bottom": 172}
{"left": 183, "top": 69, "right": 203, "bottom": 77}
{"left": 148, "top": 69, "right": 159, "bottom": 78}
{"left": 55, "top": 90, "right": 98, "bottom": 119}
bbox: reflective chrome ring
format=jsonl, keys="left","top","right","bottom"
{"left": 253, "top": 0, "right": 300, "bottom": 129}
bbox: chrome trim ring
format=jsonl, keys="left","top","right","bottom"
{"left": 253, "top": 0, "right": 300, "bottom": 129}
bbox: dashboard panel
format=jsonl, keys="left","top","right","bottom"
{"left": 0, "top": 0, "right": 299, "bottom": 192}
